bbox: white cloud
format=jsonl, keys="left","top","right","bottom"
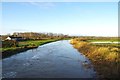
{"left": 28, "top": 2, "right": 55, "bottom": 9}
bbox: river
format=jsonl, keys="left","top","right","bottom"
{"left": 2, "top": 40, "right": 97, "bottom": 78}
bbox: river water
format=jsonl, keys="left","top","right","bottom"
{"left": 2, "top": 40, "right": 97, "bottom": 78}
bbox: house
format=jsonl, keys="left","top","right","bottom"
{"left": 6, "top": 36, "right": 23, "bottom": 41}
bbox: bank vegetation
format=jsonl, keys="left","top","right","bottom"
{"left": 70, "top": 38, "right": 120, "bottom": 78}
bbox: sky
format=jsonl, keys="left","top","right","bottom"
{"left": 1, "top": 2, "right": 118, "bottom": 36}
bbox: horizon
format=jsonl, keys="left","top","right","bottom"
{"left": 0, "top": 31, "right": 119, "bottom": 37}
{"left": 1, "top": 2, "right": 118, "bottom": 37}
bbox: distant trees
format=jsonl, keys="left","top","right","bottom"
{"left": 12, "top": 32, "right": 70, "bottom": 40}
{"left": 1, "top": 32, "right": 119, "bottom": 41}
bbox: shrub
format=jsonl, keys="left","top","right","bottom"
{"left": 2, "top": 40, "right": 18, "bottom": 48}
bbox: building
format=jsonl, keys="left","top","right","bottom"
{"left": 6, "top": 36, "right": 23, "bottom": 41}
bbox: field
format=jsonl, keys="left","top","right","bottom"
{"left": 1, "top": 39, "right": 60, "bottom": 58}
{"left": 70, "top": 37, "right": 120, "bottom": 78}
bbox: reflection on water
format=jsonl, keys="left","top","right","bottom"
{"left": 3, "top": 72, "right": 17, "bottom": 78}
{"left": 2, "top": 40, "right": 97, "bottom": 78}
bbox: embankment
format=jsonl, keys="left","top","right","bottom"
{"left": 70, "top": 38, "right": 120, "bottom": 78}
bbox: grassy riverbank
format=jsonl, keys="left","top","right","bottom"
{"left": 1, "top": 39, "right": 61, "bottom": 58}
{"left": 70, "top": 38, "right": 119, "bottom": 78}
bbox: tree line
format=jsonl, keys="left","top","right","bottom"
{"left": 12, "top": 32, "right": 70, "bottom": 40}
{"left": 0, "top": 32, "right": 71, "bottom": 41}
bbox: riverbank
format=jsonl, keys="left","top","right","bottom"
{"left": 70, "top": 38, "right": 119, "bottom": 78}
{"left": 1, "top": 39, "right": 61, "bottom": 59}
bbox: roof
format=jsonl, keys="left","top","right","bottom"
{"left": 8, "top": 36, "right": 22, "bottom": 38}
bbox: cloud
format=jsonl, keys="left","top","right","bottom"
{"left": 28, "top": 2, "right": 55, "bottom": 9}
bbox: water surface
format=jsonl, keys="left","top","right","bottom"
{"left": 2, "top": 40, "right": 97, "bottom": 78}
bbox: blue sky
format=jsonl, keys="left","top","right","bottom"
{"left": 2, "top": 2, "right": 118, "bottom": 36}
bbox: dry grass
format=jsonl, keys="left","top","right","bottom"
{"left": 70, "top": 38, "right": 120, "bottom": 78}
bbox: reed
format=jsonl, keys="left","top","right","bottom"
{"left": 70, "top": 38, "right": 120, "bottom": 78}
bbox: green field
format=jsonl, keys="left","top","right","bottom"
{"left": 1, "top": 39, "right": 59, "bottom": 52}
{"left": 1, "top": 39, "right": 62, "bottom": 59}
{"left": 18, "top": 39, "right": 59, "bottom": 47}
{"left": 87, "top": 39, "right": 120, "bottom": 42}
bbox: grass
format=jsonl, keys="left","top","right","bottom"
{"left": 18, "top": 39, "right": 59, "bottom": 47}
{"left": 70, "top": 38, "right": 120, "bottom": 78}
{"left": 2, "top": 47, "right": 19, "bottom": 51}
{"left": 1, "top": 39, "right": 59, "bottom": 52}
{"left": 1, "top": 39, "right": 60, "bottom": 58}
{"left": 87, "top": 38, "right": 120, "bottom": 43}
{"left": 91, "top": 43, "right": 120, "bottom": 48}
